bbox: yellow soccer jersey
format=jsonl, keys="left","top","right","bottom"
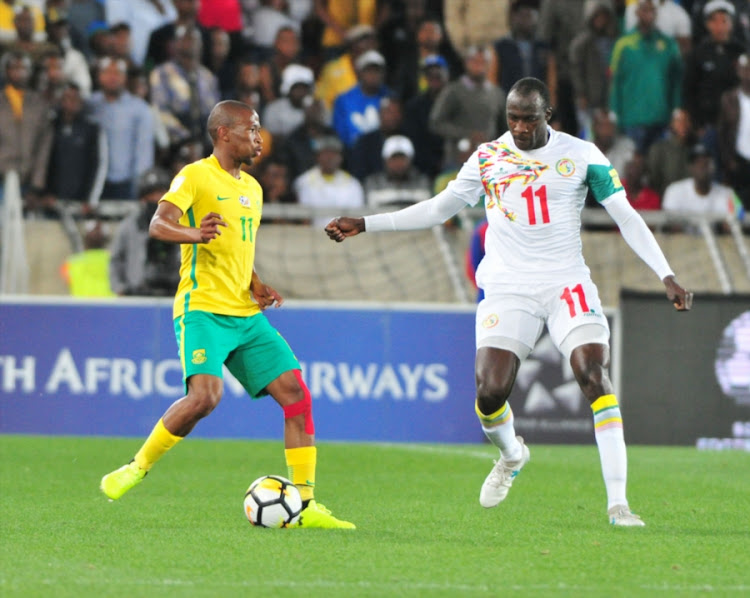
{"left": 161, "top": 155, "right": 263, "bottom": 319}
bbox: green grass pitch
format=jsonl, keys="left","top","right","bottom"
{"left": 1, "top": 435, "right": 748, "bottom": 598}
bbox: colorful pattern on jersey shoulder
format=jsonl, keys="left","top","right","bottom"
{"left": 478, "top": 142, "right": 549, "bottom": 221}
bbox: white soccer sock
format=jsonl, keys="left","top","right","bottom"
{"left": 476, "top": 400, "right": 522, "bottom": 461}
{"left": 592, "top": 394, "right": 628, "bottom": 509}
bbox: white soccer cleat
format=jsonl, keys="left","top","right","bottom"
{"left": 479, "top": 436, "right": 530, "bottom": 508}
{"left": 608, "top": 505, "right": 646, "bottom": 527}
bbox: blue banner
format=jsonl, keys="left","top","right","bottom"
{"left": 0, "top": 299, "right": 482, "bottom": 443}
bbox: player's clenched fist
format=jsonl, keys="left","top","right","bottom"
{"left": 325, "top": 217, "right": 365, "bottom": 242}
{"left": 199, "top": 212, "right": 227, "bottom": 242}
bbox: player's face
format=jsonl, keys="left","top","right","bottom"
{"left": 228, "top": 110, "right": 263, "bottom": 164}
{"left": 506, "top": 91, "right": 550, "bottom": 151}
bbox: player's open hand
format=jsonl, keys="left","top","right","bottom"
{"left": 663, "top": 275, "right": 693, "bottom": 311}
{"left": 252, "top": 281, "right": 284, "bottom": 309}
{"left": 199, "top": 212, "right": 227, "bottom": 243}
{"left": 325, "top": 217, "right": 365, "bottom": 242}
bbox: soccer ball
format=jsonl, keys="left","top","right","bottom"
{"left": 243, "top": 475, "right": 302, "bottom": 528}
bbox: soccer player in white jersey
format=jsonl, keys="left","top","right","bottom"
{"left": 325, "top": 77, "right": 693, "bottom": 527}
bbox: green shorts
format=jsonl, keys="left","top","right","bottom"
{"left": 174, "top": 310, "right": 300, "bottom": 398}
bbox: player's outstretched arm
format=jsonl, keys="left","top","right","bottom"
{"left": 325, "top": 217, "right": 365, "bottom": 242}
{"left": 663, "top": 275, "right": 693, "bottom": 311}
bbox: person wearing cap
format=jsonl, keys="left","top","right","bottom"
{"left": 262, "top": 63, "right": 317, "bottom": 138}
{"left": 683, "top": 0, "right": 746, "bottom": 135}
{"left": 429, "top": 44, "right": 506, "bottom": 169}
{"left": 89, "top": 56, "right": 155, "bottom": 200}
{"left": 327, "top": 76, "right": 694, "bottom": 527}
{"left": 609, "top": 0, "right": 683, "bottom": 155}
{"left": 363, "top": 134, "right": 431, "bottom": 209}
{"left": 316, "top": 0, "right": 377, "bottom": 59}
{"left": 403, "top": 54, "right": 450, "bottom": 178}
{"left": 332, "top": 48, "right": 390, "bottom": 147}
{"left": 690, "top": 0, "right": 750, "bottom": 47}
{"left": 315, "top": 23, "right": 377, "bottom": 110}
{"left": 100, "top": 99, "right": 356, "bottom": 529}
{"left": 149, "top": 25, "right": 220, "bottom": 147}
{"left": 662, "top": 143, "right": 744, "bottom": 222}
{"left": 293, "top": 134, "right": 364, "bottom": 226}
{"left": 718, "top": 53, "right": 750, "bottom": 211}
{"left": 109, "top": 167, "right": 181, "bottom": 296}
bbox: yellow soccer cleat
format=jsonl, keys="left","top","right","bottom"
{"left": 100, "top": 460, "right": 147, "bottom": 500}
{"left": 291, "top": 500, "right": 356, "bottom": 529}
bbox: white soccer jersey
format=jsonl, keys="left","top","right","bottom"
{"left": 447, "top": 128, "right": 625, "bottom": 287}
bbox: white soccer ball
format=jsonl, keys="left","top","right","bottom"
{"left": 243, "top": 475, "right": 302, "bottom": 528}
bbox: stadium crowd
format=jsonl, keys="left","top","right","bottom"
{"left": 0, "top": 0, "right": 749, "bottom": 295}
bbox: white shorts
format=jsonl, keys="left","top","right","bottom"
{"left": 475, "top": 277, "right": 610, "bottom": 360}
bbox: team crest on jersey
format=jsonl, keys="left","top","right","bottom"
{"left": 239, "top": 195, "right": 250, "bottom": 207}
{"left": 482, "top": 314, "right": 499, "bottom": 329}
{"left": 478, "top": 142, "right": 549, "bottom": 221}
{"left": 555, "top": 158, "right": 575, "bottom": 177}
{"left": 191, "top": 349, "right": 207, "bottom": 364}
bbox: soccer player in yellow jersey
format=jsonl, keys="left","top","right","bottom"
{"left": 100, "top": 100, "right": 355, "bottom": 529}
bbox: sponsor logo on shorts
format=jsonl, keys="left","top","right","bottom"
{"left": 556, "top": 158, "right": 575, "bottom": 177}
{"left": 191, "top": 349, "right": 207, "bottom": 364}
{"left": 482, "top": 314, "right": 499, "bottom": 328}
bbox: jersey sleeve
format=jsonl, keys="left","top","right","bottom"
{"left": 584, "top": 142, "right": 626, "bottom": 204}
{"left": 160, "top": 165, "right": 198, "bottom": 214}
{"left": 445, "top": 150, "right": 484, "bottom": 207}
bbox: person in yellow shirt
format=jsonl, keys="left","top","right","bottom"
{"left": 100, "top": 100, "right": 355, "bottom": 530}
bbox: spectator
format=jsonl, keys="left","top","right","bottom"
{"left": 67, "top": 0, "right": 106, "bottom": 59}
{"left": 250, "top": 0, "right": 299, "bottom": 57}
{"left": 127, "top": 67, "right": 172, "bottom": 162}
{"left": 46, "top": 11, "right": 92, "bottom": 97}
{"left": 347, "top": 95, "right": 404, "bottom": 182}
{"left": 231, "top": 59, "right": 264, "bottom": 110}
{"left": 332, "top": 49, "right": 389, "bottom": 148}
{"left": 364, "top": 135, "right": 431, "bottom": 209}
{"left": 592, "top": 109, "right": 635, "bottom": 176}
{"left": 493, "top": 1, "right": 547, "bottom": 96}
{"left": 104, "top": 0, "right": 177, "bottom": 67}
{"left": 315, "top": 23, "right": 377, "bottom": 110}
{"left": 683, "top": 0, "right": 745, "bottom": 165}
{"left": 647, "top": 108, "right": 695, "bottom": 197}
{"left": 387, "top": 16, "right": 460, "bottom": 104}
{"left": 0, "top": 0, "right": 46, "bottom": 47}
{"left": 258, "top": 157, "right": 297, "bottom": 206}
{"left": 35, "top": 50, "right": 67, "bottom": 108}
{"left": 537, "top": 0, "right": 587, "bottom": 135}
{"left": 258, "top": 26, "right": 302, "bottom": 104}
{"left": 622, "top": 154, "right": 661, "bottom": 211}
{"left": 662, "top": 143, "right": 744, "bottom": 220}
{"left": 262, "top": 63, "right": 316, "bottom": 139}
{"left": 624, "top": 0, "right": 692, "bottom": 55}
{"left": 0, "top": 50, "right": 52, "bottom": 209}
{"left": 150, "top": 25, "right": 220, "bottom": 147}
{"left": 146, "top": 0, "right": 209, "bottom": 69}
{"left": 44, "top": 83, "right": 107, "bottom": 213}
{"left": 718, "top": 53, "right": 750, "bottom": 210}
{"left": 569, "top": 0, "right": 618, "bottom": 140}
{"left": 690, "top": 0, "right": 750, "bottom": 47}
{"left": 107, "top": 21, "right": 135, "bottom": 69}
{"left": 293, "top": 134, "right": 364, "bottom": 227}
{"left": 279, "top": 96, "right": 336, "bottom": 180}
{"left": 61, "top": 220, "right": 115, "bottom": 297}
{"left": 207, "top": 28, "right": 235, "bottom": 100}
{"left": 443, "top": 0, "right": 511, "bottom": 53}
{"left": 429, "top": 45, "right": 505, "bottom": 168}
{"left": 86, "top": 20, "right": 114, "bottom": 68}
{"left": 89, "top": 56, "right": 155, "bottom": 200}
{"left": 109, "top": 167, "right": 180, "bottom": 296}
{"left": 403, "top": 54, "right": 449, "bottom": 178}
{"left": 3, "top": 5, "right": 57, "bottom": 64}
{"left": 433, "top": 132, "right": 488, "bottom": 195}
{"left": 609, "top": 0, "right": 683, "bottom": 154}
{"left": 315, "top": 0, "right": 377, "bottom": 59}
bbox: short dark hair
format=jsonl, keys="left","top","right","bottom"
{"left": 508, "top": 77, "right": 551, "bottom": 111}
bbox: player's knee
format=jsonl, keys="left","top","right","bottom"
{"left": 187, "top": 387, "right": 222, "bottom": 419}
{"left": 476, "top": 379, "right": 513, "bottom": 415}
{"left": 573, "top": 362, "right": 609, "bottom": 399}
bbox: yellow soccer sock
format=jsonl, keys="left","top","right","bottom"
{"left": 285, "top": 446, "right": 316, "bottom": 503}
{"left": 133, "top": 419, "right": 183, "bottom": 471}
